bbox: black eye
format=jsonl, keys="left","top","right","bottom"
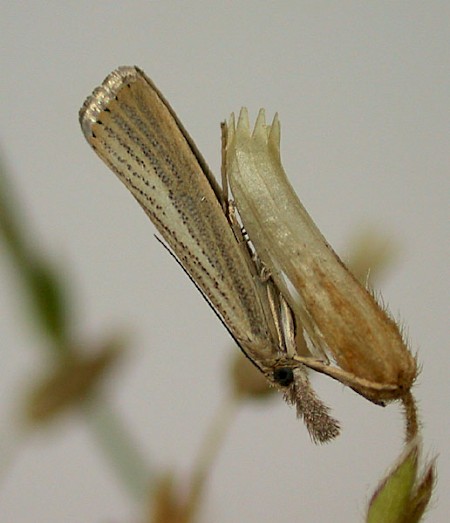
{"left": 273, "top": 367, "right": 294, "bottom": 386}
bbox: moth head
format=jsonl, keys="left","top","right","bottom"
{"left": 272, "top": 366, "right": 295, "bottom": 387}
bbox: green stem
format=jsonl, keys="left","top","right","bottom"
{"left": 83, "top": 393, "right": 154, "bottom": 502}
{"left": 185, "top": 392, "right": 241, "bottom": 520}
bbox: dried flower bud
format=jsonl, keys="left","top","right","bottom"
{"left": 24, "top": 338, "right": 121, "bottom": 424}
{"left": 225, "top": 109, "right": 417, "bottom": 404}
{"left": 149, "top": 472, "right": 190, "bottom": 523}
{"left": 343, "top": 227, "right": 398, "bottom": 287}
{"left": 230, "top": 350, "right": 272, "bottom": 399}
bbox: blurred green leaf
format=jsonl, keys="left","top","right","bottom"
{"left": 1, "top": 158, "right": 154, "bottom": 500}
{"left": 22, "top": 257, "right": 69, "bottom": 347}
{"left": 0, "top": 160, "right": 29, "bottom": 262}
{"left": 0, "top": 159, "right": 70, "bottom": 349}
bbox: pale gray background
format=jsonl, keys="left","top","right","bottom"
{"left": 1, "top": 2, "right": 448, "bottom": 522}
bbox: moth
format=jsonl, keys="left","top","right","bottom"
{"left": 79, "top": 66, "right": 339, "bottom": 443}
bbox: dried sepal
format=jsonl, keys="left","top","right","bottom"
{"left": 226, "top": 109, "right": 418, "bottom": 405}
{"left": 404, "top": 460, "right": 436, "bottom": 523}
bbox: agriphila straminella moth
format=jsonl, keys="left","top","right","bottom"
{"left": 79, "top": 66, "right": 340, "bottom": 443}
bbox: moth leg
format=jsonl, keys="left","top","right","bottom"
{"left": 292, "top": 355, "right": 397, "bottom": 404}
{"left": 219, "top": 128, "right": 250, "bottom": 250}
{"left": 262, "top": 266, "right": 275, "bottom": 283}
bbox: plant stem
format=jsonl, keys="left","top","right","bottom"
{"left": 185, "top": 392, "right": 241, "bottom": 520}
{"left": 83, "top": 393, "right": 154, "bottom": 502}
{"left": 401, "top": 391, "right": 419, "bottom": 443}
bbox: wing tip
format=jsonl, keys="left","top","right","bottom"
{"left": 78, "top": 66, "right": 142, "bottom": 140}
